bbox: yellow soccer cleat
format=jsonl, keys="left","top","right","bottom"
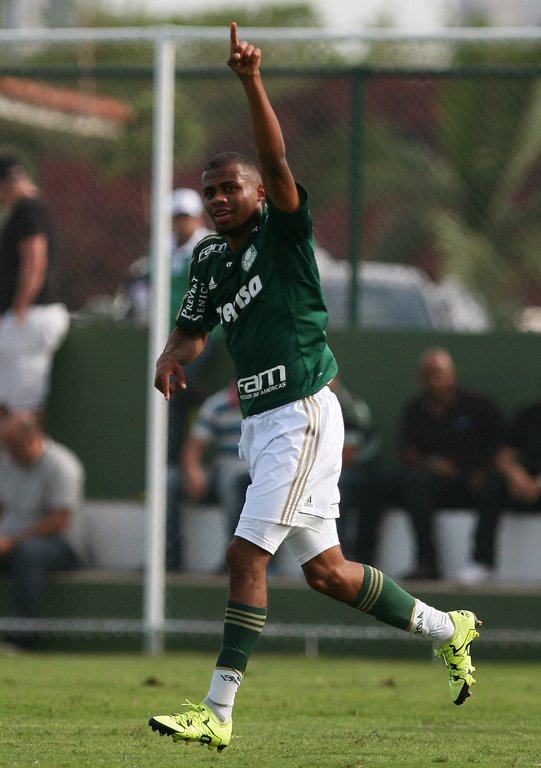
{"left": 149, "top": 701, "right": 232, "bottom": 751}
{"left": 435, "top": 609, "right": 482, "bottom": 705}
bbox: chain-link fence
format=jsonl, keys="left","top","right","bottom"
{"left": 1, "top": 26, "right": 541, "bottom": 652}
{"left": 3, "top": 28, "right": 541, "bottom": 329}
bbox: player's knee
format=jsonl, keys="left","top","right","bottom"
{"left": 226, "top": 536, "right": 270, "bottom": 580}
{"left": 304, "top": 561, "right": 346, "bottom": 597}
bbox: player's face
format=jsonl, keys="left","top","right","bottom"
{"left": 201, "top": 163, "right": 264, "bottom": 241}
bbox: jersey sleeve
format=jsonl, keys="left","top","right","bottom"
{"left": 175, "top": 245, "right": 220, "bottom": 334}
{"left": 266, "top": 184, "right": 312, "bottom": 241}
{"left": 12, "top": 198, "right": 50, "bottom": 240}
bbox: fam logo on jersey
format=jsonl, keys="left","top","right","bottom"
{"left": 198, "top": 241, "right": 227, "bottom": 262}
{"left": 238, "top": 364, "right": 286, "bottom": 400}
{"left": 241, "top": 245, "right": 257, "bottom": 272}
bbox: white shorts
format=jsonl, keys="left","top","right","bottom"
{"left": 235, "top": 516, "right": 340, "bottom": 566}
{"left": 0, "top": 303, "right": 70, "bottom": 410}
{"left": 235, "top": 385, "right": 344, "bottom": 558}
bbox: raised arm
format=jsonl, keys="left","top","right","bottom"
{"left": 228, "top": 22, "right": 300, "bottom": 212}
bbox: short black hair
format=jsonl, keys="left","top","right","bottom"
{"left": 0, "top": 154, "right": 21, "bottom": 181}
{"left": 204, "top": 151, "right": 259, "bottom": 175}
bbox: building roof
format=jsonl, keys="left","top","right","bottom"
{"left": 0, "top": 76, "right": 134, "bottom": 139}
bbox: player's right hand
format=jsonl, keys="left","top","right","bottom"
{"left": 154, "top": 353, "right": 186, "bottom": 400}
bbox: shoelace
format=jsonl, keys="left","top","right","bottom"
{"left": 172, "top": 701, "right": 208, "bottom": 725}
{"left": 434, "top": 644, "right": 472, "bottom": 673}
{"left": 181, "top": 700, "right": 204, "bottom": 712}
{"left": 435, "top": 646, "right": 455, "bottom": 665}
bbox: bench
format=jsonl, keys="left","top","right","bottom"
{"left": 80, "top": 501, "right": 541, "bottom": 582}
{"left": 375, "top": 508, "right": 541, "bottom": 582}
{"left": 81, "top": 500, "right": 300, "bottom": 576}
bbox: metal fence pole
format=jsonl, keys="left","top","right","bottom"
{"left": 143, "top": 31, "right": 176, "bottom": 655}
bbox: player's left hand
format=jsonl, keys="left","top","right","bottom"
{"left": 227, "top": 21, "right": 261, "bottom": 77}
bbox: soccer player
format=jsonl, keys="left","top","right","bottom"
{"left": 149, "top": 23, "right": 481, "bottom": 751}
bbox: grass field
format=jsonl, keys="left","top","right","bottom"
{"left": 0, "top": 651, "right": 539, "bottom": 767}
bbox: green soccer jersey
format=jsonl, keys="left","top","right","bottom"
{"left": 175, "top": 185, "right": 338, "bottom": 417}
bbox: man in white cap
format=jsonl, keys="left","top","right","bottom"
{"left": 121, "top": 187, "right": 212, "bottom": 328}
{"left": 167, "top": 190, "right": 214, "bottom": 568}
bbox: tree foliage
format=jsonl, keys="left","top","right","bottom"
{"left": 84, "top": 2, "right": 322, "bottom": 30}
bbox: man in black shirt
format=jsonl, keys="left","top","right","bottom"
{"left": 0, "top": 155, "right": 69, "bottom": 417}
{"left": 461, "top": 387, "right": 541, "bottom": 583}
{"left": 398, "top": 347, "right": 507, "bottom": 580}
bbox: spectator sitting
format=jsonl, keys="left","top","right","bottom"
{"left": 459, "top": 383, "right": 541, "bottom": 584}
{"left": 166, "top": 380, "right": 250, "bottom": 571}
{"left": 0, "top": 411, "right": 85, "bottom": 649}
{"left": 397, "top": 347, "right": 507, "bottom": 580}
{"left": 0, "top": 154, "right": 70, "bottom": 419}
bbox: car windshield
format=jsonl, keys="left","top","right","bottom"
{"left": 320, "top": 272, "right": 437, "bottom": 329}
{"left": 360, "top": 282, "right": 434, "bottom": 328}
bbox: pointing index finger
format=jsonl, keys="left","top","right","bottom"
{"left": 230, "top": 21, "right": 238, "bottom": 50}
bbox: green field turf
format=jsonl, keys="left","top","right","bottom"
{"left": 0, "top": 651, "right": 539, "bottom": 767}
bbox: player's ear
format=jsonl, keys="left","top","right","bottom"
{"left": 256, "top": 183, "right": 266, "bottom": 202}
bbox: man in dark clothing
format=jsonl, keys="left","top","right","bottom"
{"left": 0, "top": 154, "right": 69, "bottom": 416}
{"left": 459, "top": 389, "right": 541, "bottom": 583}
{"left": 398, "top": 347, "right": 507, "bottom": 580}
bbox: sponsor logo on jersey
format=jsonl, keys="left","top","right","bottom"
{"left": 241, "top": 244, "right": 257, "bottom": 272}
{"left": 238, "top": 364, "right": 287, "bottom": 400}
{"left": 179, "top": 276, "right": 208, "bottom": 321}
{"left": 216, "top": 274, "right": 262, "bottom": 325}
{"left": 209, "top": 276, "right": 217, "bottom": 290}
{"left": 198, "top": 241, "right": 227, "bottom": 262}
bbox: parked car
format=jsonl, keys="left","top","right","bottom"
{"left": 316, "top": 250, "right": 491, "bottom": 331}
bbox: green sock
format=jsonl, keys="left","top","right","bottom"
{"left": 215, "top": 600, "right": 267, "bottom": 673}
{"left": 350, "top": 565, "right": 416, "bottom": 631}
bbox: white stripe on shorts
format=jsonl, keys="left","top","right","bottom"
{"left": 280, "top": 394, "right": 321, "bottom": 526}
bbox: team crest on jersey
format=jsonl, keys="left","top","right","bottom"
{"left": 241, "top": 245, "right": 257, "bottom": 272}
